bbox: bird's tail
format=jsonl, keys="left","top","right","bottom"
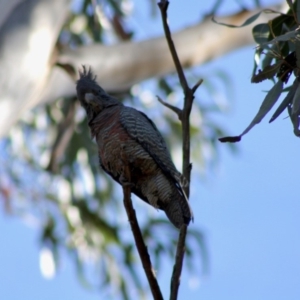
{"left": 162, "top": 185, "right": 193, "bottom": 229}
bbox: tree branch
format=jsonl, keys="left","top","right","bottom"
{"left": 0, "top": 0, "right": 71, "bottom": 138}
{"left": 121, "top": 153, "right": 163, "bottom": 300}
{"left": 156, "top": 96, "right": 182, "bottom": 120}
{"left": 170, "top": 224, "right": 187, "bottom": 299}
{"left": 157, "top": 0, "right": 188, "bottom": 92}
{"left": 158, "top": 1, "right": 204, "bottom": 299}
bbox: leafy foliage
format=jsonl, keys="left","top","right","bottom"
{"left": 219, "top": 0, "right": 300, "bottom": 143}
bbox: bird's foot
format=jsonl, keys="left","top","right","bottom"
{"left": 122, "top": 182, "right": 134, "bottom": 188}
{"left": 119, "top": 175, "right": 134, "bottom": 188}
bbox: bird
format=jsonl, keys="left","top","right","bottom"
{"left": 76, "top": 66, "right": 193, "bottom": 228}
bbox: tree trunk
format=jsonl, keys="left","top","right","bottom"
{"left": 0, "top": 0, "right": 70, "bottom": 137}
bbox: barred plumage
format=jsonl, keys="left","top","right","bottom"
{"left": 76, "top": 66, "right": 193, "bottom": 228}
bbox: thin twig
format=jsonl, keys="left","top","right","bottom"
{"left": 157, "top": 0, "right": 202, "bottom": 188}
{"left": 157, "top": 96, "right": 183, "bottom": 120}
{"left": 158, "top": 0, "right": 188, "bottom": 93}
{"left": 121, "top": 153, "right": 164, "bottom": 300}
{"left": 170, "top": 224, "right": 187, "bottom": 299}
{"left": 192, "top": 78, "right": 204, "bottom": 94}
{"left": 157, "top": 1, "right": 203, "bottom": 299}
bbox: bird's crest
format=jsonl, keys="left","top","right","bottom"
{"left": 78, "top": 65, "right": 97, "bottom": 83}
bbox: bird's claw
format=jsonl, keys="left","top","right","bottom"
{"left": 119, "top": 174, "right": 134, "bottom": 188}
{"left": 122, "top": 182, "right": 134, "bottom": 188}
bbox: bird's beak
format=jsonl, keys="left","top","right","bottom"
{"left": 85, "top": 93, "right": 96, "bottom": 103}
{"left": 85, "top": 93, "right": 100, "bottom": 108}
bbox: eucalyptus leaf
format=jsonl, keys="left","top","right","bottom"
{"left": 295, "top": 40, "right": 300, "bottom": 70}
{"left": 287, "top": 41, "right": 296, "bottom": 52}
{"left": 297, "top": 0, "right": 300, "bottom": 23}
{"left": 252, "top": 23, "right": 270, "bottom": 45}
{"left": 269, "top": 79, "right": 299, "bottom": 122}
{"left": 263, "top": 30, "right": 300, "bottom": 45}
{"left": 288, "top": 105, "right": 300, "bottom": 136}
{"left": 262, "top": 54, "right": 274, "bottom": 70}
{"left": 239, "top": 80, "right": 283, "bottom": 137}
{"left": 282, "top": 85, "right": 292, "bottom": 93}
{"left": 252, "top": 48, "right": 262, "bottom": 80}
{"left": 219, "top": 81, "right": 284, "bottom": 143}
{"left": 292, "top": 79, "right": 300, "bottom": 115}
{"left": 269, "top": 13, "right": 296, "bottom": 38}
{"left": 212, "top": 10, "right": 264, "bottom": 28}
{"left": 251, "top": 63, "right": 281, "bottom": 83}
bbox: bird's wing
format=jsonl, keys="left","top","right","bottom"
{"left": 99, "top": 159, "right": 152, "bottom": 206}
{"left": 120, "top": 106, "right": 182, "bottom": 185}
{"left": 120, "top": 106, "right": 193, "bottom": 224}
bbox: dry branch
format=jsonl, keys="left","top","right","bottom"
{"left": 170, "top": 224, "right": 187, "bottom": 299}
{"left": 158, "top": 1, "right": 203, "bottom": 299}
{"left": 156, "top": 96, "right": 182, "bottom": 120}
{"left": 121, "top": 152, "right": 163, "bottom": 300}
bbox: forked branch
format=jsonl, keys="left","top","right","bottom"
{"left": 158, "top": 1, "right": 203, "bottom": 299}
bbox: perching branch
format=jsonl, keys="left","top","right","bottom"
{"left": 156, "top": 96, "right": 182, "bottom": 120}
{"left": 158, "top": 1, "right": 203, "bottom": 299}
{"left": 121, "top": 152, "right": 163, "bottom": 300}
{"left": 170, "top": 223, "right": 187, "bottom": 299}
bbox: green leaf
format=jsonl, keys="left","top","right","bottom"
{"left": 212, "top": 10, "right": 264, "bottom": 28}
{"left": 280, "top": 39, "right": 291, "bottom": 58}
{"left": 158, "top": 78, "right": 173, "bottom": 95}
{"left": 297, "top": 0, "right": 300, "bottom": 23}
{"left": 295, "top": 40, "right": 300, "bottom": 70}
{"left": 251, "top": 63, "right": 281, "bottom": 83}
{"left": 240, "top": 80, "right": 283, "bottom": 137}
{"left": 219, "top": 81, "right": 283, "bottom": 143}
{"left": 282, "top": 85, "right": 292, "bottom": 93}
{"left": 269, "top": 14, "right": 295, "bottom": 38}
{"left": 292, "top": 79, "right": 300, "bottom": 115}
{"left": 261, "top": 52, "right": 274, "bottom": 70}
{"left": 252, "top": 48, "right": 263, "bottom": 79}
{"left": 257, "top": 43, "right": 278, "bottom": 72}
{"left": 252, "top": 23, "right": 270, "bottom": 45}
{"left": 288, "top": 105, "right": 300, "bottom": 136}
{"left": 269, "top": 79, "right": 298, "bottom": 122}
{"left": 265, "top": 30, "right": 300, "bottom": 44}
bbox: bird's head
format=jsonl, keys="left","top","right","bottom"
{"left": 76, "top": 66, "right": 119, "bottom": 120}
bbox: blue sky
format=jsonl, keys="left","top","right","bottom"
{"left": 2, "top": 0, "right": 300, "bottom": 300}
